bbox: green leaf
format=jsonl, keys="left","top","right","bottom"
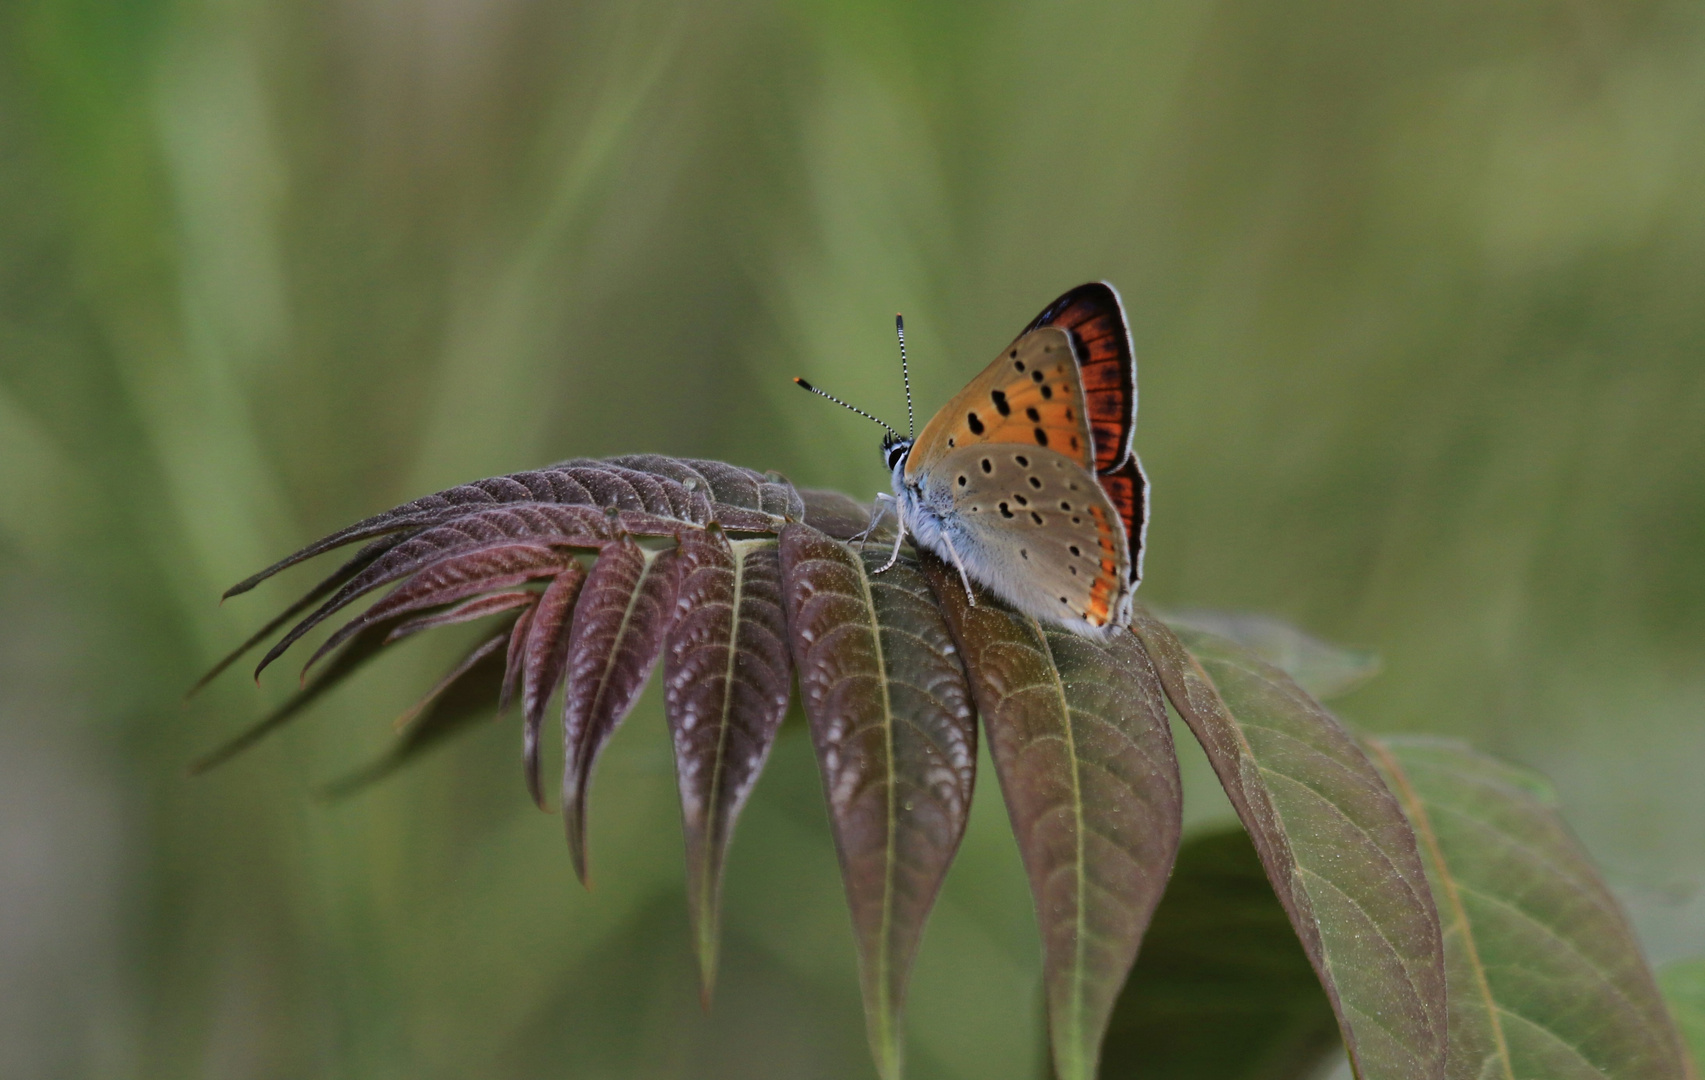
{"left": 1099, "top": 827, "right": 1339, "bottom": 1080}
{"left": 1163, "top": 610, "right": 1381, "bottom": 701}
{"left": 778, "top": 523, "right": 978, "bottom": 1080}
{"left": 1660, "top": 959, "right": 1705, "bottom": 1079}
{"left": 663, "top": 530, "right": 792, "bottom": 1001}
{"left": 1366, "top": 737, "right": 1694, "bottom": 1080}
{"left": 1129, "top": 605, "right": 1447, "bottom": 1080}
{"left": 926, "top": 563, "right": 1180, "bottom": 1080}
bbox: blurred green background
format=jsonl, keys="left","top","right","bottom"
{"left": 2, "top": 0, "right": 1701, "bottom": 1076}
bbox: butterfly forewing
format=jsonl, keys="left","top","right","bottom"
{"left": 1024, "top": 282, "right": 1137, "bottom": 475}
{"left": 907, "top": 326, "right": 1095, "bottom": 476}
{"left": 934, "top": 445, "right": 1130, "bottom": 629}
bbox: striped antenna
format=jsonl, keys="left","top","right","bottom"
{"left": 792, "top": 378, "right": 903, "bottom": 440}
{"left": 895, "top": 314, "right": 914, "bottom": 438}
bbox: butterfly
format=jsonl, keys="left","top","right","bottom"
{"left": 796, "top": 282, "right": 1148, "bottom": 637}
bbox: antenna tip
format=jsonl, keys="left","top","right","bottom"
{"left": 793, "top": 377, "right": 814, "bottom": 390}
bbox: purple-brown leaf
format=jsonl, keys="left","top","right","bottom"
{"left": 1130, "top": 605, "right": 1447, "bottom": 1080}
{"left": 522, "top": 564, "right": 589, "bottom": 808}
{"left": 920, "top": 557, "right": 1180, "bottom": 1080}
{"left": 301, "top": 542, "right": 569, "bottom": 673}
{"left": 663, "top": 529, "right": 791, "bottom": 1000}
{"left": 222, "top": 462, "right": 725, "bottom": 600}
{"left": 384, "top": 590, "right": 537, "bottom": 646}
{"left": 778, "top": 523, "right": 976, "bottom": 1080}
{"left": 252, "top": 505, "right": 619, "bottom": 679}
{"left": 560, "top": 539, "right": 682, "bottom": 882}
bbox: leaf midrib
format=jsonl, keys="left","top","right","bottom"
{"left": 1367, "top": 738, "right": 1515, "bottom": 1080}
{"left": 699, "top": 537, "right": 750, "bottom": 959}
{"left": 1031, "top": 618, "right": 1088, "bottom": 1075}
{"left": 853, "top": 548, "right": 900, "bottom": 1078}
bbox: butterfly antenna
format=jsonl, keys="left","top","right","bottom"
{"left": 792, "top": 378, "right": 902, "bottom": 440}
{"left": 895, "top": 314, "right": 914, "bottom": 438}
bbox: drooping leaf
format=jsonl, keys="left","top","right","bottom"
{"left": 1365, "top": 736, "right": 1694, "bottom": 1080}
{"left": 663, "top": 529, "right": 792, "bottom": 1000}
{"left": 923, "top": 561, "right": 1180, "bottom": 1080}
{"left": 522, "top": 563, "right": 589, "bottom": 808}
{"left": 1129, "top": 605, "right": 1447, "bottom": 1080}
{"left": 1660, "top": 959, "right": 1705, "bottom": 1078}
{"left": 321, "top": 633, "right": 512, "bottom": 798}
{"left": 498, "top": 604, "right": 535, "bottom": 714}
{"left": 560, "top": 539, "right": 682, "bottom": 882}
{"left": 385, "top": 590, "right": 538, "bottom": 648}
{"left": 252, "top": 506, "right": 619, "bottom": 678}
{"left": 1164, "top": 609, "right": 1381, "bottom": 701}
{"left": 394, "top": 630, "right": 512, "bottom": 730}
{"left": 190, "top": 534, "right": 410, "bottom": 694}
{"left": 189, "top": 614, "right": 410, "bottom": 773}
{"left": 301, "top": 541, "right": 569, "bottom": 671}
{"left": 1098, "top": 827, "right": 1339, "bottom": 1080}
{"left": 778, "top": 523, "right": 977, "bottom": 1080}
{"left": 222, "top": 462, "right": 726, "bottom": 600}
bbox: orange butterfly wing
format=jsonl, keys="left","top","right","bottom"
{"left": 1026, "top": 283, "right": 1147, "bottom": 581}
{"left": 906, "top": 325, "right": 1096, "bottom": 473}
{"left": 1023, "top": 282, "right": 1137, "bottom": 475}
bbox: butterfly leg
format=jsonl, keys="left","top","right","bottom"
{"left": 852, "top": 494, "right": 895, "bottom": 551}
{"left": 873, "top": 514, "right": 908, "bottom": 574}
{"left": 938, "top": 532, "right": 978, "bottom": 607}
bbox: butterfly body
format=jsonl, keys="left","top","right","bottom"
{"left": 875, "top": 284, "right": 1149, "bottom": 638}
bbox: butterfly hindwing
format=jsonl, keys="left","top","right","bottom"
{"left": 929, "top": 444, "right": 1131, "bottom": 630}
{"left": 1097, "top": 456, "right": 1148, "bottom": 586}
{"left": 906, "top": 326, "right": 1095, "bottom": 475}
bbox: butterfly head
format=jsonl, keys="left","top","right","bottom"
{"left": 882, "top": 434, "right": 912, "bottom": 474}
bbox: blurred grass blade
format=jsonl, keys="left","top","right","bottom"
{"left": 1099, "top": 828, "right": 1339, "bottom": 1079}
{"left": 1660, "top": 959, "right": 1705, "bottom": 1078}
{"left": 925, "top": 560, "right": 1180, "bottom": 1080}
{"left": 322, "top": 634, "right": 511, "bottom": 798}
{"left": 1129, "top": 604, "right": 1447, "bottom": 1080}
{"left": 779, "top": 524, "right": 977, "bottom": 1080}
{"left": 521, "top": 564, "right": 589, "bottom": 809}
{"left": 1163, "top": 610, "right": 1381, "bottom": 701}
{"left": 1366, "top": 737, "right": 1694, "bottom": 1080}
{"left": 663, "top": 530, "right": 791, "bottom": 1002}
{"left": 560, "top": 538, "right": 681, "bottom": 884}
